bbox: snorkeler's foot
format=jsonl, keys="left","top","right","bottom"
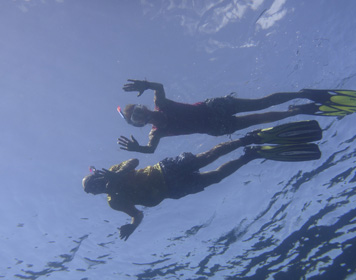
{"left": 244, "top": 120, "right": 322, "bottom": 145}
{"left": 288, "top": 103, "right": 319, "bottom": 115}
{"left": 301, "top": 89, "right": 356, "bottom": 104}
{"left": 244, "top": 144, "right": 321, "bottom": 162}
{"left": 300, "top": 89, "right": 356, "bottom": 115}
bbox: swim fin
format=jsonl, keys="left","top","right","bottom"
{"left": 301, "top": 89, "right": 356, "bottom": 116}
{"left": 245, "top": 143, "right": 321, "bottom": 162}
{"left": 245, "top": 120, "right": 322, "bottom": 145}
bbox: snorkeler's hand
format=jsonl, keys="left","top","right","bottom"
{"left": 122, "top": 79, "right": 150, "bottom": 97}
{"left": 119, "top": 224, "right": 137, "bottom": 241}
{"left": 118, "top": 135, "right": 139, "bottom": 152}
{"left": 95, "top": 168, "right": 121, "bottom": 184}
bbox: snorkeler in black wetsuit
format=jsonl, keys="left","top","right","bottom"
{"left": 117, "top": 79, "right": 356, "bottom": 154}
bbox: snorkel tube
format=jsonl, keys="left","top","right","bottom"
{"left": 117, "top": 105, "right": 127, "bottom": 121}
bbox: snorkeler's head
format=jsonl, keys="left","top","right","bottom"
{"left": 82, "top": 171, "right": 107, "bottom": 195}
{"left": 118, "top": 104, "right": 150, "bottom": 127}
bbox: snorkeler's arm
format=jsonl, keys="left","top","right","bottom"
{"left": 145, "top": 129, "right": 160, "bottom": 153}
{"left": 148, "top": 82, "right": 166, "bottom": 106}
{"left": 108, "top": 197, "right": 143, "bottom": 241}
{"left": 109, "top": 158, "right": 139, "bottom": 172}
{"left": 118, "top": 131, "right": 161, "bottom": 154}
{"left": 119, "top": 204, "right": 143, "bottom": 241}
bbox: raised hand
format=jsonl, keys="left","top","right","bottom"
{"left": 118, "top": 135, "right": 140, "bottom": 151}
{"left": 95, "top": 168, "right": 121, "bottom": 184}
{"left": 122, "top": 79, "right": 150, "bottom": 97}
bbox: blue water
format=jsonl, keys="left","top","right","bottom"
{"left": 1, "top": 1, "right": 356, "bottom": 279}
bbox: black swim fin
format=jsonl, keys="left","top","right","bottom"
{"left": 245, "top": 120, "right": 322, "bottom": 145}
{"left": 301, "top": 89, "right": 356, "bottom": 116}
{"left": 245, "top": 143, "right": 321, "bottom": 162}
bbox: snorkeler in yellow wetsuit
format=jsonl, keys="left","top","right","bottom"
{"left": 83, "top": 120, "right": 322, "bottom": 240}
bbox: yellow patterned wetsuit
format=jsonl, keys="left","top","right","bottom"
{"left": 107, "top": 160, "right": 167, "bottom": 209}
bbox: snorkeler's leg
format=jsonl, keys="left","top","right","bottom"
{"left": 194, "top": 136, "right": 253, "bottom": 169}
{"left": 196, "top": 152, "right": 258, "bottom": 188}
{"left": 229, "top": 108, "right": 300, "bottom": 132}
{"left": 230, "top": 90, "right": 312, "bottom": 113}
{"left": 193, "top": 108, "right": 301, "bottom": 168}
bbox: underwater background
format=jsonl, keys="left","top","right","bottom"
{"left": 1, "top": 0, "right": 356, "bottom": 279}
